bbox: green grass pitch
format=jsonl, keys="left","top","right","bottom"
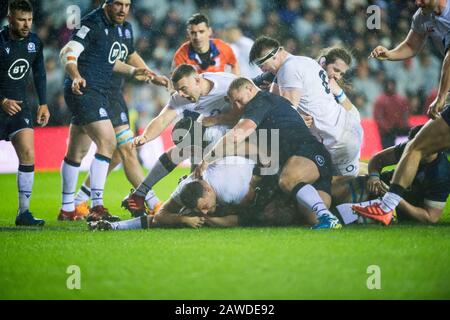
{"left": 0, "top": 168, "right": 449, "bottom": 300}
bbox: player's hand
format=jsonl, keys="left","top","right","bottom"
{"left": 369, "top": 46, "right": 390, "bottom": 60}
{"left": 148, "top": 72, "right": 170, "bottom": 88}
{"left": 194, "top": 160, "right": 208, "bottom": 179}
{"left": 133, "top": 134, "right": 148, "bottom": 147}
{"left": 328, "top": 78, "right": 342, "bottom": 96}
{"left": 183, "top": 216, "right": 205, "bottom": 229}
{"left": 133, "top": 68, "right": 153, "bottom": 82}
{"left": 71, "top": 76, "right": 86, "bottom": 95}
{"left": 36, "top": 104, "right": 50, "bottom": 127}
{"left": 367, "top": 175, "right": 388, "bottom": 196}
{"left": 427, "top": 96, "right": 446, "bottom": 119}
{"left": 1, "top": 98, "right": 22, "bottom": 116}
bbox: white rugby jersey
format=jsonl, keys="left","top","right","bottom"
{"left": 411, "top": 3, "right": 450, "bottom": 57}
{"left": 167, "top": 72, "right": 236, "bottom": 116}
{"left": 171, "top": 156, "right": 255, "bottom": 207}
{"left": 276, "top": 54, "right": 347, "bottom": 146}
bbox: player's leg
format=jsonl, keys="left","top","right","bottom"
{"left": 10, "top": 128, "right": 44, "bottom": 226}
{"left": 88, "top": 215, "right": 153, "bottom": 231}
{"left": 353, "top": 115, "right": 450, "bottom": 223}
{"left": 278, "top": 155, "right": 341, "bottom": 229}
{"left": 59, "top": 123, "right": 92, "bottom": 220}
{"left": 123, "top": 145, "right": 187, "bottom": 216}
{"left": 114, "top": 125, "right": 161, "bottom": 211}
{"left": 82, "top": 119, "right": 117, "bottom": 221}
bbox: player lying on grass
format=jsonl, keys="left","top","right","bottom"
{"left": 121, "top": 64, "right": 242, "bottom": 216}
{"left": 332, "top": 126, "right": 450, "bottom": 225}
{"left": 88, "top": 156, "right": 315, "bottom": 230}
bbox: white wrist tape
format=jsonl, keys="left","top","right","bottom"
{"left": 61, "top": 41, "right": 85, "bottom": 66}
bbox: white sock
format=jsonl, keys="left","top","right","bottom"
{"left": 135, "top": 154, "right": 175, "bottom": 197}
{"left": 61, "top": 159, "right": 80, "bottom": 212}
{"left": 337, "top": 199, "right": 382, "bottom": 225}
{"left": 75, "top": 183, "right": 91, "bottom": 205}
{"left": 90, "top": 154, "right": 111, "bottom": 207}
{"left": 111, "top": 217, "right": 144, "bottom": 230}
{"left": 295, "top": 184, "right": 333, "bottom": 218}
{"left": 145, "top": 190, "right": 160, "bottom": 209}
{"left": 381, "top": 192, "right": 402, "bottom": 212}
{"left": 17, "top": 164, "right": 34, "bottom": 214}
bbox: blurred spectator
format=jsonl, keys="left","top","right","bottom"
{"left": 222, "top": 25, "right": 260, "bottom": 78}
{"left": 373, "top": 79, "right": 410, "bottom": 148}
{"left": 352, "top": 59, "right": 382, "bottom": 117}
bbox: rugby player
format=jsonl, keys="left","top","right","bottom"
{"left": 196, "top": 78, "right": 342, "bottom": 230}
{"left": 353, "top": 0, "right": 450, "bottom": 222}
{"left": 0, "top": 0, "right": 49, "bottom": 226}
{"left": 72, "top": 3, "right": 170, "bottom": 218}
{"left": 58, "top": 0, "right": 152, "bottom": 221}
{"left": 122, "top": 64, "right": 241, "bottom": 216}
{"left": 335, "top": 126, "right": 450, "bottom": 225}
{"left": 249, "top": 36, "right": 363, "bottom": 177}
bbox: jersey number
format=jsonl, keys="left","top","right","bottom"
{"left": 319, "top": 70, "right": 331, "bottom": 94}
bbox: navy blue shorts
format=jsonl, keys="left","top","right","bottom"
{"left": 65, "top": 86, "right": 110, "bottom": 126}
{"left": 0, "top": 103, "right": 33, "bottom": 141}
{"left": 107, "top": 89, "right": 129, "bottom": 128}
{"left": 278, "top": 133, "right": 333, "bottom": 196}
{"left": 442, "top": 105, "right": 450, "bottom": 127}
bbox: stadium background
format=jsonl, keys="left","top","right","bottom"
{"left": 0, "top": 0, "right": 439, "bottom": 171}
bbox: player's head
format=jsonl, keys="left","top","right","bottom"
{"left": 171, "top": 64, "right": 202, "bottom": 102}
{"left": 249, "top": 36, "right": 284, "bottom": 74}
{"left": 415, "top": 0, "right": 439, "bottom": 13}
{"left": 186, "top": 13, "right": 212, "bottom": 53}
{"left": 104, "top": 0, "right": 131, "bottom": 25}
{"left": 180, "top": 180, "right": 217, "bottom": 215}
{"left": 227, "top": 77, "right": 258, "bottom": 109}
{"left": 318, "top": 47, "right": 352, "bottom": 81}
{"left": 7, "top": 0, "right": 33, "bottom": 39}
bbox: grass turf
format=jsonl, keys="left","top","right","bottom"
{"left": 0, "top": 168, "right": 449, "bottom": 300}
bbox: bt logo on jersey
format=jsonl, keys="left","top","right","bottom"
{"left": 108, "top": 42, "right": 122, "bottom": 64}
{"left": 8, "top": 59, "right": 30, "bottom": 80}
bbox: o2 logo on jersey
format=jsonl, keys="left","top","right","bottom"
{"left": 119, "top": 43, "right": 129, "bottom": 62}
{"left": 108, "top": 41, "right": 122, "bottom": 64}
{"left": 8, "top": 59, "right": 30, "bottom": 80}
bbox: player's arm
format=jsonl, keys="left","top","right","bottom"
{"left": 428, "top": 47, "right": 450, "bottom": 118}
{"left": 370, "top": 30, "right": 426, "bottom": 61}
{"left": 133, "top": 105, "right": 178, "bottom": 146}
{"left": 200, "top": 104, "right": 242, "bottom": 127}
{"left": 113, "top": 59, "right": 153, "bottom": 82}
{"left": 126, "top": 52, "right": 170, "bottom": 88}
{"left": 60, "top": 40, "right": 86, "bottom": 95}
{"left": 366, "top": 146, "right": 398, "bottom": 195}
{"left": 154, "top": 198, "right": 205, "bottom": 228}
{"left": 329, "top": 78, "right": 354, "bottom": 112}
{"left": 32, "top": 40, "right": 49, "bottom": 127}
{"left": 195, "top": 119, "right": 257, "bottom": 178}
{"left": 204, "top": 215, "right": 239, "bottom": 227}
